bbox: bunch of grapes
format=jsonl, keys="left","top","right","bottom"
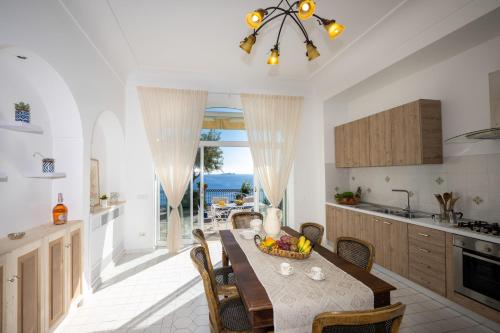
{"left": 276, "top": 235, "right": 299, "bottom": 251}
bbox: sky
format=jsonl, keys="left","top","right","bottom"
{"left": 201, "top": 107, "right": 254, "bottom": 175}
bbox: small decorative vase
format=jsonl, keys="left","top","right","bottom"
{"left": 263, "top": 207, "right": 282, "bottom": 237}
{"left": 42, "top": 158, "right": 55, "bottom": 173}
{"left": 15, "top": 110, "right": 30, "bottom": 123}
{"left": 100, "top": 199, "right": 108, "bottom": 208}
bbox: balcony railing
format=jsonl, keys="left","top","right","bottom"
{"left": 205, "top": 188, "right": 245, "bottom": 205}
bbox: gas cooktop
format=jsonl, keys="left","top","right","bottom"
{"left": 456, "top": 220, "right": 500, "bottom": 236}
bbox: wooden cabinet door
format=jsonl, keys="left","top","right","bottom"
{"left": 18, "top": 250, "right": 39, "bottom": 333}
{"left": 70, "top": 229, "right": 82, "bottom": 300}
{"left": 325, "top": 206, "right": 334, "bottom": 242}
{"left": 332, "top": 207, "right": 346, "bottom": 248}
{"left": 345, "top": 122, "right": 359, "bottom": 167}
{"left": 357, "top": 118, "right": 370, "bottom": 166}
{"left": 334, "top": 126, "right": 346, "bottom": 167}
{"left": 372, "top": 217, "right": 391, "bottom": 269}
{"left": 49, "top": 238, "right": 65, "bottom": 327}
{"left": 369, "top": 111, "right": 392, "bottom": 166}
{"left": 389, "top": 220, "right": 409, "bottom": 278}
{"left": 391, "top": 103, "right": 422, "bottom": 165}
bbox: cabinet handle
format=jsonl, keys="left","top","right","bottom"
{"left": 383, "top": 221, "right": 392, "bottom": 225}
{"left": 418, "top": 233, "right": 429, "bottom": 237}
{"left": 8, "top": 275, "right": 20, "bottom": 283}
{"left": 418, "top": 248, "right": 430, "bottom": 253}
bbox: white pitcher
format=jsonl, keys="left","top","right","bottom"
{"left": 263, "top": 207, "right": 282, "bottom": 237}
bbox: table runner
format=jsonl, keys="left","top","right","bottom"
{"left": 231, "top": 230, "right": 374, "bottom": 333}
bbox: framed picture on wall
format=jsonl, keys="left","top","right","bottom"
{"left": 90, "top": 158, "right": 100, "bottom": 207}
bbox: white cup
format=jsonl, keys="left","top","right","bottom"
{"left": 310, "top": 266, "right": 322, "bottom": 279}
{"left": 280, "top": 262, "right": 293, "bottom": 275}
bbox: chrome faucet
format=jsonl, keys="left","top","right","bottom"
{"left": 392, "top": 189, "right": 411, "bottom": 213}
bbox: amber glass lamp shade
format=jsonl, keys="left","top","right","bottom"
{"left": 297, "top": 0, "right": 316, "bottom": 20}
{"left": 240, "top": 34, "right": 257, "bottom": 54}
{"left": 246, "top": 9, "right": 266, "bottom": 29}
{"left": 323, "top": 19, "right": 345, "bottom": 40}
{"left": 305, "top": 41, "right": 320, "bottom": 61}
{"left": 267, "top": 48, "right": 279, "bottom": 65}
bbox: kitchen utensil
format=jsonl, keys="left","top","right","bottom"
{"left": 449, "top": 197, "right": 460, "bottom": 210}
{"left": 443, "top": 192, "right": 452, "bottom": 210}
{"left": 448, "top": 210, "right": 464, "bottom": 224}
{"left": 434, "top": 194, "right": 446, "bottom": 220}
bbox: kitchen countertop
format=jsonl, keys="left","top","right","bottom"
{"left": 326, "top": 201, "right": 500, "bottom": 245}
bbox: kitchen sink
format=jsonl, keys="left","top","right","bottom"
{"left": 353, "top": 203, "right": 431, "bottom": 219}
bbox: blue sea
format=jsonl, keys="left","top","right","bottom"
{"left": 196, "top": 173, "right": 253, "bottom": 190}
{"left": 160, "top": 174, "right": 253, "bottom": 206}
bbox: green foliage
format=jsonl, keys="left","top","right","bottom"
{"left": 240, "top": 180, "right": 252, "bottom": 195}
{"left": 100, "top": 194, "right": 108, "bottom": 200}
{"left": 15, "top": 102, "right": 30, "bottom": 111}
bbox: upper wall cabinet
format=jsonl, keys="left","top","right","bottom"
{"left": 335, "top": 99, "right": 442, "bottom": 168}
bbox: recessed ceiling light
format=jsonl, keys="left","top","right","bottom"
{"left": 16, "top": 55, "right": 27, "bottom": 60}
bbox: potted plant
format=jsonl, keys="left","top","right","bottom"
{"left": 15, "top": 102, "right": 31, "bottom": 123}
{"left": 100, "top": 194, "right": 108, "bottom": 208}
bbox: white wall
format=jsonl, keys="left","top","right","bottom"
{"left": 0, "top": 53, "right": 53, "bottom": 235}
{"left": 0, "top": 0, "right": 125, "bottom": 296}
{"left": 324, "top": 36, "right": 500, "bottom": 219}
{"left": 124, "top": 71, "right": 326, "bottom": 250}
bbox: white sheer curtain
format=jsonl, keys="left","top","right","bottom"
{"left": 138, "top": 87, "right": 207, "bottom": 253}
{"left": 241, "top": 93, "right": 303, "bottom": 210}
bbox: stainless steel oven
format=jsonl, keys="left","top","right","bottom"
{"left": 453, "top": 235, "right": 500, "bottom": 311}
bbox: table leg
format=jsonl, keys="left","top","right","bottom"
{"left": 222, "top": 248, "right": 229, "bottom": 267}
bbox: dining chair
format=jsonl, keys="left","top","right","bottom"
{"left": 336, "top": 236, "right": 375, "bottom": 272}
{"left": 231, "top": 211, "right": 264, "bottom": 229}
{"left": 312, "top": 302, "right": 406, "bottom": 333}
{"left": 191, "top": 246, "right": 252, "bottom": 333}
{"left": 192, "top": 229, "right": 238, "bottom": 297}
{"left": 300, "top": 222, "right": 325, "bottom": 246}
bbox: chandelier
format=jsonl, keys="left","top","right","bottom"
{"left": 239, "top": 0, "right": 345, "bottom": 64}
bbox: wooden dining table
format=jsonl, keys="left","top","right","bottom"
{"left": 219, "top": 226, "right": 396, "bottom": 332}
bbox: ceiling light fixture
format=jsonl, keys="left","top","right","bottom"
{"left": 239, "top": 0, "right": 344, "bottom": 65}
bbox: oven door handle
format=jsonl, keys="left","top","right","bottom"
{"left": 463, "top": 251, "right": 500, "bottom": 266}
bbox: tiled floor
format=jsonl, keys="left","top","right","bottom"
{"left": 58, "top": 239, "right": 499, "bottom": 333}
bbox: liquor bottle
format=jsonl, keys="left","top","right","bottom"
{"left": 53, "top": 193, "right": 68, "bottom": 225}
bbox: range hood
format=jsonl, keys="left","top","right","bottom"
{"left": 446, "top": 70, "right": 500, "bottom": 143}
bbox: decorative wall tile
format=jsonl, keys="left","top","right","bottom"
{"left": 409, "top": 191, "right": 414, "bottom": 198}
{"left": 351, "top": 176, "right": 356, "bottom": 181}
{"left": 435, "top": 177, "right": 444, "bottom": 185}
{"left": 367, "top": 188, "right": 372, "bottom": 193}
{"left": 385, "top": 176, "right": 391, "bottom": 183}
{"left": 472, "top": 196, "right": 483, "bottom": 205}
{"left": 334, "top": 186, "right": 339, "bottom": 192}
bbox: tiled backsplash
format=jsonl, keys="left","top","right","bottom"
{"left": 325, "top": 153, "right": 500, "bottom": 222}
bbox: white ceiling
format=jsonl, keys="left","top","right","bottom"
{"left": 61, "top": 0, "right": 404, "bottom": 81}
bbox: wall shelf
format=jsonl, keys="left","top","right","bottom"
{"left": 25, "top": 172, "right": 66, "bottom": 179}
{"left": 0, "top": 120, "right": 43, "bottom": 134}
{"left": 0, "top": 172, "right": 7, "bottom": 181}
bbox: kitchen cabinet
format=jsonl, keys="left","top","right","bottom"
{"left": 334, "top": 125, "right": 346, "bottom": 168}
{"left": 408, "top": 224, "right": 446, "bottom": 296}
{"left": 335, "top": 99, "right": 442, "bottom": 167}
{"left": 18, "top": 249, "right": 40, "bottom": 333}
{"left": 368, "top": 111, "right": 392, "bottom": 166}
{"left": 0, "top": 221, "right": 83, "bottom": 333}
{"left": 48, "top": 238, "right": 64, "bottom": 327}
{"left": 372, "top": 216, "right": 408, "bottom": 277}
{"left": 70, "top": 229, "right": 82, "bottom": 300}
{"left": 326, "top": 205, "right": 408, "bottom": 277}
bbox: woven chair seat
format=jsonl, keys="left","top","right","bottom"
{"left": 219, "top": 297, "right": 252, "bottom": 331}
{"left": 214, "top": 266, "right": 236, "bottom": 285}
{"left": 322, "top": 320, "right": 394, "bottom": 333}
